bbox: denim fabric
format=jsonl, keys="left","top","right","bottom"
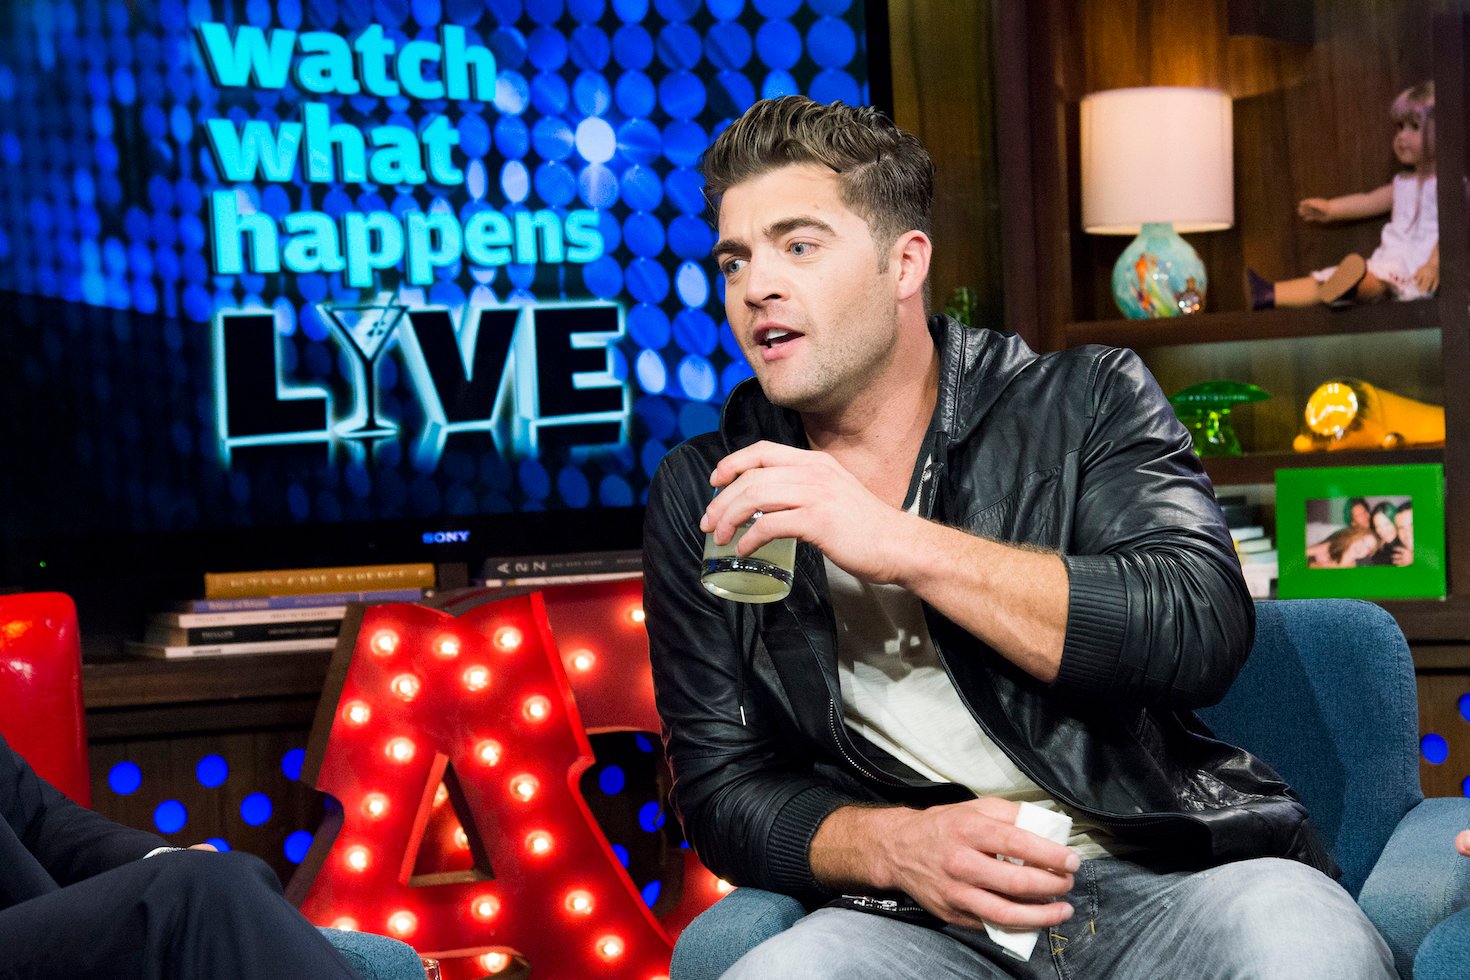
{"left": 718, "top": 857, "right": 1394, "bottom": 980}
{"left": 671, "top": 888, "right": 808, "bottom": 980}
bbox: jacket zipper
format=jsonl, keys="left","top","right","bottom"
{"left": 827, "top": 701, "right": 908, "bottom": 787}
{"left": 841, "top": 894, "right": 925, "bottom": 914}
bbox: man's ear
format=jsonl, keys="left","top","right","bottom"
{"left": 891, "top": 230, "right": 932, "bottom": 302}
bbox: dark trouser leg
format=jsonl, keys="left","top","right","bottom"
{"left": 0, "top": 849, "right": 361, "bottom": 980}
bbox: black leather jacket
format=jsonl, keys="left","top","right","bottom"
{"left": 644, "top": 316, "right": 1331, "bottom": 905}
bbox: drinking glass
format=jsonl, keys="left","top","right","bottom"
{"left": 701, "top": 518, "right": 797, "bottom": 603}
{"left": 420, "top": 957, "right": 442, "bottom": 980}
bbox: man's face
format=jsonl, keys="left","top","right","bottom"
{"left": 713, "top": 163, "right": 900, "bottom": 415}
{"left": 1395, "top": 510, "right": 1414, "bottom": 550}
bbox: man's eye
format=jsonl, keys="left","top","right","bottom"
{"left": 722, "top": 258, "right": 745, "bottom": 277}
{"left": 791, "top": 242, "right": 813, "bottom": 256}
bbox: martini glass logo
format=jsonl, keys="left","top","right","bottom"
{"left": 318, "top": 293, "right": 409, "bottom": 439}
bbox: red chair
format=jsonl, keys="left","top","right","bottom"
{"left": 0, "top": 591, "right": 91, "bottom": 804}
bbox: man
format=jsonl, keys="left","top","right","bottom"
{"left": 0, "top": 733, "right": 362, "bottom": 978}
{"left": 642, "top": 97, "right": 1394, "bottom": 978}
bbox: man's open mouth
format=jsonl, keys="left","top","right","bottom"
{"left": 756, "top": 326, "right": 803, "bottom": 348}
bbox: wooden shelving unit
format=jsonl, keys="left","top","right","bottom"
{"left": 991, "top": 1, "right": 1470, "bottom": 794}
{"left": 1065, "top": 298, "right": 1439, "bottom": 351}
{"left": 996, "top": 2, "right": 1470, "bottom": 630}
{"left": 1199, "top": 448, "right": 1443, "bottom": 487}
{"left": 83, "top": 649, "right": 330, "bottom": 739}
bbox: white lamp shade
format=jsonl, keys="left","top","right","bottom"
{"left": 1081, "top": 87, "right": 1234, "bottom": 235}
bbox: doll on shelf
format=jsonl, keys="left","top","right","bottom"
{"left": 1250, "top": 81, "right": 1437, "bottom": 309}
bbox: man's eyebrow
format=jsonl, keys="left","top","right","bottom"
{"left": 767, "top": 215, "right": 836, "bottom": 239}
{"left": 711, "top": 237, "right": 746, "bottom": 259}
{"left": 711, "top": 215, "right": 838, "bottom": 258}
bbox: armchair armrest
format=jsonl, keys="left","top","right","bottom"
{"left": 671, "top": 888, "right": 807, "bottom": 980}
{"left": 1417, "top": 906, "right": 1470, "bottom": 980}
{"left": 317, "top": 927, "right": 427, "bottom": 980}
{"left": 1357, "top": 797, "right": 1470, "bottom": 978}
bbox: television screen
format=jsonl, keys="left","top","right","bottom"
{"left": 0, "top": 0, "right": 889, "bottom": 596}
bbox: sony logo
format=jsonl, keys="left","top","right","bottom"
{"left": 422, "top": 530, "right": 471, "bottom": 544}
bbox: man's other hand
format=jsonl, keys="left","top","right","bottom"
{"left": 815, "top": 799, "right": 1079, "bottom": 930}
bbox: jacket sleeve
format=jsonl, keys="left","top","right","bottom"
{"left": 1055, "top": 347, "right": 1255, "bottom": 709}
{"left": 0, "top": 735, "right": 168, "bottom": 885}
{"left": 643, "top": 445, "right": 858, "bottom": 903}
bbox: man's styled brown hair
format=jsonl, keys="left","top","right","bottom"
{"left": 700, "top": 96, "right": 934, "bottom": 258}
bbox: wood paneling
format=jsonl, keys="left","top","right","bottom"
{"left": 1419, "top": 670, "right": 1470, "bottom": 798}
{"left": 885, "top": 1, "right": 1004, "bottom": 327}
{"left": 1228, "top": 0, "right": 1315, "bottom": 46}
{"left": 83, "top": 651, "right": 335, "bottom": 881}
{"left": 89, "top": 729, "right": 320, "bottom": 883}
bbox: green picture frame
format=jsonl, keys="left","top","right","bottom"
{"left": 1276, "top": 464, "right": 1445, "bottom": 600}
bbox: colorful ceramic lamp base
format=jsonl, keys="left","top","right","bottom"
{"left": 1111, "top": 221, "right": 1207, "bottom": 319}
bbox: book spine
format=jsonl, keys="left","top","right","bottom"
{"left": 203, "top": 564, "right": 435, "bottom": 599}
{"left": 160, "top": 606, "right": 347, "bottom": 628}
{"left": 145, "top": 620, "right": 341, "bottom": 646}
{"left": 179, "top": 588, "right": 423, "bottom": 612}
{"left": 479, "top": 550, "right": 643, "bottom": 580}
{"left": 129, "top": 637, "right": 339, "bottom": 659}
{"left": 478, "top": 571, "right": 643, "bottom": 588}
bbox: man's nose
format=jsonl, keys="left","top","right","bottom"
{"left": 742, "top": 254, "right": 788, "bottom": 307}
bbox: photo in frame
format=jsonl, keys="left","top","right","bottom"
{"left": 1276, "top": 464, "right": 1445, "bottom": 600}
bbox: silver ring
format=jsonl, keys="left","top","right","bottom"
{"left": 751, "top": 509, "right": 764, "bottom": 522}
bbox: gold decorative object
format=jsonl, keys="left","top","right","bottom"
{"left": 1292, "top": 378, "right": 1444, "bottom": 452}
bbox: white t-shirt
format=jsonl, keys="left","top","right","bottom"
{"left": 826, "top": 557, "right": 1119, "bottom": 858}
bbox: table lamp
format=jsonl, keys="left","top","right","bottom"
{"left": 1081, "top": 87, "right": 1234, "bottom": 319}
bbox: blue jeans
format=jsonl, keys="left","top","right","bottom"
{"left": 713, "top": 857, "right": 1395, "bottom": 979}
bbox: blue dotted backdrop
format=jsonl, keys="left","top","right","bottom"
{"left": 0, "top": 0, "right": 875, "bottom": 546}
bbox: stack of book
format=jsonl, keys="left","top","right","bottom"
{"left": 127, "top": 563, "right": 435, "bottom": 660}
{"left": 1219, "top": 495, "right": 1277, "bottom": 599}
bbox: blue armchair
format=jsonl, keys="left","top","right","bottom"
{"left": 316, "top": 928, "right": 428, "bottom": 979}
{"left": 670, "top": 599, "right": 1470, "bottom": 979}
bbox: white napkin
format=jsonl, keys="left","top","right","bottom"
{"left": 983, "top": 801, "right": 1074, "bottom": 961}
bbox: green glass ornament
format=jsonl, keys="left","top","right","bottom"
{"left": 1168, "top": 381, "right": 1271, "bottom": 457}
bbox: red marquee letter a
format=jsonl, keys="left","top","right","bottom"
{"left": 292, "top": 592, "right": 678, "bottom": 979}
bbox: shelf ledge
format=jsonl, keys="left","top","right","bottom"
{"left": 1067, "top": 299, "right": 1439, "bottom": 350}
